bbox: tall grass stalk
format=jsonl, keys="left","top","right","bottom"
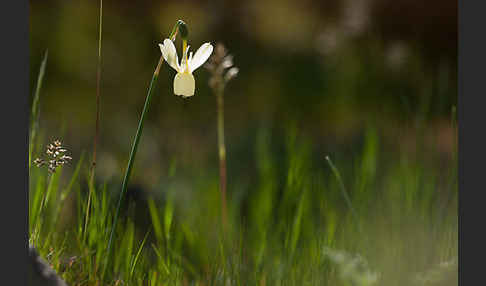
{"left": 29, "top": 50, "right": 48, "bottom": 170}
{"left": 206, "top": 43, "right": 238, "bottom": 230}
{"left": 102, "top": 21, "right": 183, "bottom": 280}
{"left": 216, "top": 84, "right": 228, "bottom": 229}
{"left": 84, "top": 0, "right": 103, "bottom": 243}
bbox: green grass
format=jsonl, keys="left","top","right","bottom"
{"left": 29, "top": 120, "right": 457, "bottom": 285}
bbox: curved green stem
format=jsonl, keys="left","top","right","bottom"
{"left": 102, "top": 56, "right": 164, "bottom": 280}
{"left": 101, "top": 20, "right": 185, "bottom": 282}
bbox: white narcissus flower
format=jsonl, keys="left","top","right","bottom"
{"left": 159, "top": 39, "right": 213, "bottom": 98}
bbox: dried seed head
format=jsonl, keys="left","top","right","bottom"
{"left": 221, "top": 55, "right": 234, "bottom": 69}
{"left": 224, "top": 67, "right": 239, "bottom": 82}
{"left": 205, "top": 43, "right": 239, "bottom": 91}
{"left": 33, "top": 139, "right": 72, "bottom": 173}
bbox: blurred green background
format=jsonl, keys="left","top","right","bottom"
{"left": 30, "top": 0, "right": 457, "bottom": 181}
{"left": 29, "top": 0, "right": 457, "bottom": 284}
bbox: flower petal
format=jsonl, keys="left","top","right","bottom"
{"left": 174, "top": 72, "right": 195, "bottom": 97}
{"left": 159, "top": 39, "right": 180, "bottom": 72}
{"left": 189, "top": 43, "right": 213, "bottom": 72}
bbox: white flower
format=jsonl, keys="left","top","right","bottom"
{"left": 159, "top": 39, "right": 213, "bottom": 98}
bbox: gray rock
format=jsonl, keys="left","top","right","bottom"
{"left": 28, "top": 245, "right": 68, "bottom": 286}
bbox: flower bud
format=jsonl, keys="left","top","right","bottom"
{"left": 177, "top": 20, "right": 189, "bottom": 40}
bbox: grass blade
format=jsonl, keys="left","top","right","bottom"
{"left": 29, "top": 50, "right": 48, "bottom": 169}
{"left": 130, "top": 229, "right": 151, "bottom": 279}
{"left": 148, "top": 198, "right": 163, "bottom": 244}
{"left": 62, "top": 151, "right": 85, "bottom": 202}
{"left": 325, "top": 156, "right": 359, "bottom": 224}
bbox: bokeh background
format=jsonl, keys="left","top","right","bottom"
{"left": 29, "top": 0, "right": 457, "bottom": 284}
{"left": 30, "top": 0, "right": 457, "bottom": 181}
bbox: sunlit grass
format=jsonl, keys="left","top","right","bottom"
{"left": 29, "top": 119, "right": 457, "bottom": 285}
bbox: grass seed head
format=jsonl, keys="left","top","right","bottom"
{"left": 205, "top": 43, "right": 239, "bottom": 90}
{"left": 34, "top": 139, "right": 72, "bottom": 173}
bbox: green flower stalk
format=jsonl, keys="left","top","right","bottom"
{"left": 102, "top": 20, "right": 189, "bottom": 281}
{"left": 205, "top": 43, "right": 239, "bottom": 230}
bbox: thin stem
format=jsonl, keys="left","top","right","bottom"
{"left": 102, "top": 56, "right": 164, "bottom": 280}
{"left": 92, "top": 0, "right": 103, "bottom": 172}
{"left": 216, "top": 85, "right": 228, "bottom": 230}
{"left": 101, "top": 20, "right": 182, "bottom": 281}
{"left": 325, "top": 156, "right": 359, "bottom": 224}
{"left": 84, "top": 0, "right": 103, "bottom": 243}
{"left": 29, "top": 50, "right": 48, "bottom": 170}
